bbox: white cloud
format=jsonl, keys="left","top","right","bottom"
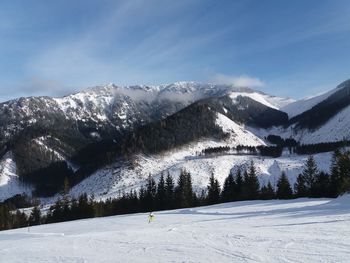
{"left": 212, "top": 74, "right": 265, "bottom": 88}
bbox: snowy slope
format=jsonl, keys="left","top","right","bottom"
{"left": 281, "top": 84, "right": 344, "bottom": 118}
{"left": 1, "top": 197, "right": 350, "bottom": 262}
{"left": 69, "top": 150, "right": 331, "bottom": 201}
{"left": 67, "top": 113, "right": 332, "bottom": 201}
{"left": 215, "top": 113, "right": 265, "bottom": 145}
{"left": 296, "top": 105, "right": 350, "bottom": 144}
{"left": 0, "top": 152, "right": 32, "bottom": 201}
{"left": 68, "top": 113, "right": 266, "bottom": 199}
{"left": 249, "top": 103, "right": 350, "bottom": 144}
{"left": 229, "top": 91, "right": 294, "bottom": 110}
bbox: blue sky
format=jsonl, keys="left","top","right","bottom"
{"left": 0, "top": 0, "right": 350, "bottom": 101}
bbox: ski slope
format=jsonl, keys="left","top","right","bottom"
{"left": 1, "top": 197, "right": 350, "bottom": 262}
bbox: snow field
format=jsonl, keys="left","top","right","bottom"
{"left": 1, "top": 197, "right": 349, "bottom": 262}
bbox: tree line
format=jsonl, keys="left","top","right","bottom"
{"left": 1, "top": 149, "right": 350, "bottom": 231}
{"left": 199, "top": 139, "right": 350, "bottom": 158}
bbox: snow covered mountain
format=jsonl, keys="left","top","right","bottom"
{"left": 0, "top": 82, "right": 292, "bottom": 143}
{"left": 1, "top": 79, "right": 350, "bottom": 201}
{"left": 281, "top": 79, "right": 350, "bottom": 118}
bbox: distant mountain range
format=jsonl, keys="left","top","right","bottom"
{"left": 1, "top": 79, "right": 350, "bottom": 201}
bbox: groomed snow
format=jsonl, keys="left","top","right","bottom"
{"left": 1, "top": 197, "right": 349, "bottom": 262}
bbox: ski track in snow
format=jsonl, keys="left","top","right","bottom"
{"left": 1, "top": 197, "right": 350, "bottom": 262}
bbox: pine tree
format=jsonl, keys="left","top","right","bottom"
{"left": 302, "top": 155, "right": 318, "bottom": 192}
{"left": 0, "top": 204, "right": 11, "bottom": 230}
{"left": 145, "top": 174, "right": 157, "bottom": 211}
{"left": 294, "top": 173, "right": 308, "bottom": 197}
{"left": 337, "top": 151, "right": 350, "bottom": 194}
{"left": 29, "top": 205, "right": 41, "bottom": 226}
{"left": 207, "top": 173, "right": 221, "bottom": 205}
{"left": 244, "top": 161, "right": 260, "bottom": 200}
{"left": 311, "top": 172, "right": 331, "bottom": 198}
{"left": 330, "top": 150, "right": 341, "bottom": 197}
{"left": 175, "top": 170, "right": 195, "bottom": 208}
{"left": 156, "top": 173, "right": 166, "bottom": 210}
{"left": 165, "top": 172, "right": 175, "bottom": 209}
{"left": 138, "top": 185, "right": 147, "bottom": 211}
{"left": 221, "top": 173, "right": 236, "bottom": 202}
{"left": 260, "top": 181, "right": 275, "bottom": 200}
{"left": 276, "top": 172, "right": 293, "bottom": 199}
{"left": 14, "top": 210, "right": 28, "bottom": 229}
{"left": 234, "top": 168, "right": 244, "bottom": 200}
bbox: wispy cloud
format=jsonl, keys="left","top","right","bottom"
{"left": 0, "top": 0, "right": 350, "bottom": 101}
{"left": 211, "top": 73, "right": 265, "bottom": 88}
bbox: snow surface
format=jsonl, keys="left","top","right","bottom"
{"left": 280, "top": 85, "right": 341, "bottom": 118}
{"left": 1, "top": 197, "right": 350, "bottom": 262}
{"left": 295, "top": 105, "right": 350, "bottom": 144}
{"left": 65, "top": 112, "right": 332, "bottom": 201}
{"left": 0, "top": 152, "right": 32, "bottom": 201}
{"left": 52, "top": 82, "right": 293, "bottom": 124}
{"left": 229, "top": 92, "right": 293, "bottom": 110}
{"left": 69, "top": 148, "right": 332, "bottom": 201}
{"left": 67, "top": 111, "right": 332, "bottom": 201}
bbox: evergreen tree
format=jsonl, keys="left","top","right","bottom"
{"left": 175, "top": 170, "right": 195, "bottom": 208}
{"left": 29, "top": 205, "right": 41, "bottom": 226}
{"left": 337, "top": 151, "right": 350, "bottom": 194}
{"left": 156, "top": 173, "right": 166, "bottom": 210}
{"left": 13, "top": 210, "right": 28, "bottom": 229}
{"left": 138, "top": 185, "right": 147, "bottom": 211}
{"left": 294, "top": 173, "right": 308, "bottom": 197}
{"left": 330, "top": 150, "right": 341, "bottom": 197}
{"left": 303, "top": 155, "right": 318, "bottom": 191}
{"left": 311, "top": 172, "right": 331, "bottom": 198}
{"left": 206, "top": 173, "right": 221, "bottom": 205}
{"left": 165, "top": 172, "right": 175, "bottom": 209}
{"left": 145, "top": 175, "right": 157, "bottom": 211}
{"left": 276, "top": 172, "right": 293, "bottom": 199}
{"left": 260, "top": 181, "right": 275, "bottom": 200}
{"left": 243, "top": 161, "right": 260, "bottom": 200}
{"left": 0, "top": 204, "right": 11, "bottom": 230}
{"left": 221, "top": 173, "right": 236, "bottom": 202}
{"left": 234, "top": 168, "right": 244, "bottom": 200}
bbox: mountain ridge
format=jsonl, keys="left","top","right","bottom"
{"left": 0, "top": 80, "right": 350, "bottom": 201}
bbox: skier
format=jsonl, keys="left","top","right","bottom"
{"left": 148, "top": 212, "right": 155, "bottom": 223}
